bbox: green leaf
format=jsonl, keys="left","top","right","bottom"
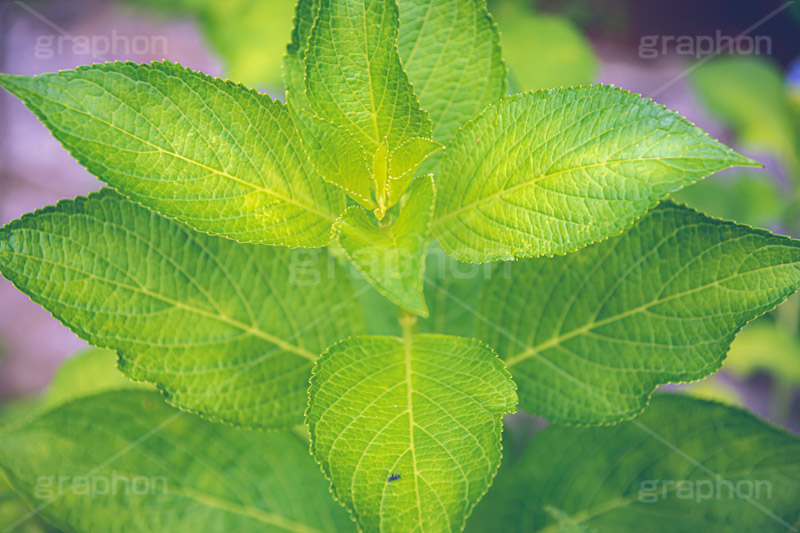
{"left": 0, "top": 390, "right": 356, "bottom": 533}
{"left": 285, "top": 0, "right": 380, "bottom": 209}
{"left": 432, "top": 86, "right": 759, "bottom": 263}
{"left": 286, "top": 0, "right": 505, "bottom": 159}
{"left": 284, "top": 0, "right": 321, "bottom": 110}
{"left": 0, "top": 190, "right": 363, "bottom": 428}
{"left": 397, "top": 0, "right": 507, "bottom": 146}
{"left": 293, "top": 110, "right": 377, "bottom": 209}
{"left": 467, "top": 395, "right": 800, "bottom": 532}
{"left": 307, "top": 333, "right": 518, "bottom": 532}
{"left": 476, "top": 203, "right": 800, "bottom": 425}
{"left": 302, "top": 0, "right": 437, "bottom": 217}
{"left": 0, "top": 61, "right": 344, "bottom": 247}
{"left": 386, "top": 138, "right": 442, "bottom": 207}
{"left": 337, "top": 176, "right": 435, "bottom": 316}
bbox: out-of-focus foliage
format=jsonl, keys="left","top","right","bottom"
{"left": 129, "top": 0, "right": 597, "bottom": 93}
{"left": 678, "top": 375, "right": 744, "bottom": 407}
{"left": 0, "top": 349, "right": 133, "bottom": 533}
{"left": 1, "top": 474, "right": 60, "bottom": 533}
{"left": 670, "top": 170, "right": 787, "bottom": 229}
{"left": 128, "top": 0, "right": 296, "bottom": 88}
{"left": 488, "top": 0, "right": 597, "bottom": 91}
{"left": 725, "top": 320, "right": 800, "bottom": 385}
{"left": 42, "top": 349, "right": 145, "bottom": 409}
{"left": 690, "top": 56, "right": 799, "bottom": 176}
{"left": 679, "top": 55, "right": 800, "bottom": 405}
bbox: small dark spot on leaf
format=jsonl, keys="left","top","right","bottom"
{"left": 387, "top": 473, "right": 401, "bottom": 482}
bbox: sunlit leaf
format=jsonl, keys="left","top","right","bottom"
{"left": 0, "top": 61, "right": 344, "bottom": 247}
{"left": 337, "top": 176, "right": 435, "bottom": 316}
{"left": 433, "top": 86, "right": 758, "bottom": 263}
{"left": 397, "top": 0, "right": 507, "bottom": 145}
{"left": 0, "top": 190, "right": 363, "bottom": 428}
{"left": 477, "top": 203, "right": 800, "bottom": 424}
{"left": 307, "top": 333, "right": 517, "bottom": 532}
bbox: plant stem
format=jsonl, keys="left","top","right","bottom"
{"left": 399, "top": 310, "right": 418, "bottom": 341}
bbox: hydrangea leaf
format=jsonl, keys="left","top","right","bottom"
{"left": 0, "top": 61, "right": 344, "bottom": 247}
{"left": 477, "top": 203, "right": 800, "bottom": 425}
{"left": 337, "top": 176, "right": 435, "bottom": 316}
{"left": 0, "top": 190, "right": 363, "bottom": 429}
{"left": 302, "top": 0, "right": 435, "bottom": 217}
{"left": 467, "top": 395, "right": 800, "bottom": 532}
{"left": 284, "top": 0, "right": 320, "bottom": 110}
{"left": 397, "top": 0, "right": 507, "bottom": 147}
{"left": 432, "top": 86, "right": 760, "bottom": 263}
{"left": 0, "top": 390, "right": 356, "bottom": 533}
{"left": 286, "top": 0, "right": 506, "bottom": 152}
{"left": 293, "top": 109, "right": 377, "bottom": 210}
{"left": 307, "top": 334, "right": 518, "bottom": 533}
{"left": 284, "top": 0, "right": 378, "bottom": 209}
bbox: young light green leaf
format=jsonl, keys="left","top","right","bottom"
{"left": 386, "top": 138, "right": 442, "bottom": 206}
{"left": 397, "top": 0, "right": 506, "bottom": 147}
{"left": 284, "top": 0, "right": 321, "bottom": 110}
{"left": 0, "top": 190, "right": 363, "bottom": 428}
{"left": 285, "top": 0, "right": 379, "bottom": 210}
{"left": 303, "top": 0, "right": 435, "bottom": 217}
{"left": 467, "top": 395, "right": 800, "bottom": 532}
{"left": 285, "top": 0, "right": 505, "bottom": 154}
{"left": 432, "top": 86, "right": 760, "bottom": 263}
{"left": 0, "top": 390, "right": 356, "bottom": 533}
{"left": 0, "top": 61, "right": 344, "bottom": 247}
{"left": 477, "top": 203, "right": 800, "bottom": 425}
{"left": 293, "top": 109, "right": 377, "bottom": 209}
{"left": 307, "top": 333, "right": 518, "bottom": 533}
{"left": 337, "top": 176, "right": 435, "bottom": 316}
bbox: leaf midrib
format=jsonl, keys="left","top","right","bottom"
{"left": 505, "top": 259, "right": 799, "bottom": 368}
{"left": 0, "top": 250, "right": 317, "bottom": 361}
{"left": 404, "top": 333, "right": 425, "bottom": 531}
{"left": 432, "top": 155, "right": 740, "bottom": 227}
{"left": 16, "top": 82, "right": 335, "bottom": 222}
{"left": 171, "top": 485, "right": 326, "bottom": 533}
